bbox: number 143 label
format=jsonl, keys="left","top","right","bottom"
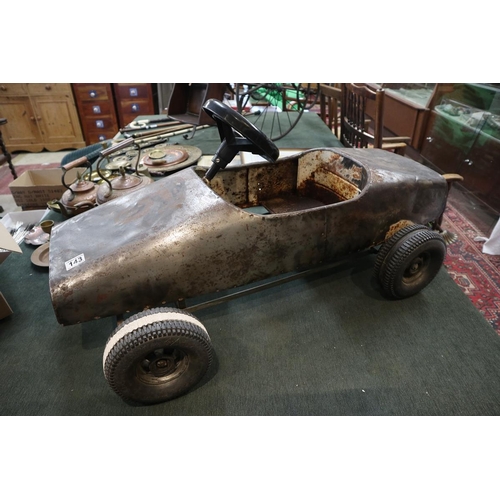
{"left": 65, "top": 253, "right": 85, "bottom": 271}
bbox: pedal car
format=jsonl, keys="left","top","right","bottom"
{"left": 49, "top": 99, "right": 452, "bottom": 405}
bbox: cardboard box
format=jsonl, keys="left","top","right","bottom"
{"left": 0, "top": 292, "right": 13, "bottom": 320}
{"left": 0, "top": 220, "right": 22, "bottom": 265}
{"left": 8, "top": 168, "right": 85, "bottom": 209}
{"left": 0, "top": 220, "right": 22, "bottom": 319}
{"left": 1, "top": 210, "right": 49, "bottom": 232}
{"left": 0, "top": 209, "right": 49, "bottom": 264}
{"left": 0, "top": 218, "right": 23, "bottom": 319}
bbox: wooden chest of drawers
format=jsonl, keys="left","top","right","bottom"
{"left": 72, "top": 84, "right": 119, "bottom": 144}
{"left": 113, "top": 83, "right": 155, "bottom": 128}
{"left": 73, "top": 83, "right": 156, "bottom": 144}
{"left": 0, "top": 83, "right": 85, "bottom": 153}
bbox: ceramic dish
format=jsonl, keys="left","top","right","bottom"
{"left": 31, "top": 243, "right": 50, "bottom": 267}
{"left": 24, "top": 226, "right": 50, "bottom": 246}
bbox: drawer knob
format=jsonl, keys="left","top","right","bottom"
{"left": 45, "top": 85, "right": 52, "bottom": 91}
{"left": 89, "top": 91, "right": 97, "bottom": 98}
{"left": 0, "top": 86, "right": 6, "bottom": 91}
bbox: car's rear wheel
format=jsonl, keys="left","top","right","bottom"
{"left": 376, "top": 228, "right": 446, "bottom": 299}
{"left": 374, "top": 223, "right": 430, "bottom": 277}
{"left": 103, "top": 307, "right": 213, "bottom": 405}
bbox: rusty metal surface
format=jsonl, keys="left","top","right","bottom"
{"left": 309, "top": 148, "right": 448, "bottom": 257}
{"left": 49, "top": 147, "right": 448, "bottom": 326}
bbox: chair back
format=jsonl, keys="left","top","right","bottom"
{"left": 340, "top": 83, "right": 385, "bottom": 149}
{"left": 319, "top": 84, "right": 341, "bottom": 137}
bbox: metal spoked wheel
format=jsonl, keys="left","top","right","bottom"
{"left": 232, "top": 83, "right": 319, "bottom": 141}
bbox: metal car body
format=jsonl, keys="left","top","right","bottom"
{"left": 49, "top": 146, "right": 447, "bottom": 326}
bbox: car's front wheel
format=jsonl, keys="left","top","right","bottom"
{"left": 103, "top": 307, "right": 213, "bottom": 405}
{"left": 376, "top": 227, "right": 446, "bottom": 299}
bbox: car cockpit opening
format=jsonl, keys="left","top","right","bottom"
{"left": 197, "top": 148, "right": 367, "bottom": 215}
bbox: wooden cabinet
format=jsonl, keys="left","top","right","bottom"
{"left": 73, "top": 83, "right": 156, "bottom": 144}
{"left": 421, "top": 100, "right": 500, "bottom": 212}
{"left": 0, "top": 83, "right": 85, "bottom": 153}
{"left": 167, "top": 83, "right": 226, "bottom": 126}
{"left": 113, "top": 83, "right": 155, "bottom": 128}
{"left": 72, "top": 84, "right": 119, "bottom": 144}
{"left": 364, "top": 83, "right": 443, "bottom": 150}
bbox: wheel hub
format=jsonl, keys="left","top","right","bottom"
{"left": 139, "top": 348, "right": 188, "bottom": 382}
{"left": 409, "top": 257, "right": 423, "bottom": 274}
{"left": 404, "top": 254, "right": 428, "bottom": 281}
{"left": 150, "top": 356, "right": 177, "bottom": 377}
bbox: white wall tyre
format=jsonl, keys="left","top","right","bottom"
{"left": 103, "top": 307, "right": 213, "bottom": 405}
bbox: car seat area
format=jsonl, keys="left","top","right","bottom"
{"left": 202, "top": 149, "right": 366, "bottom": 215}
{"left": 254, "top": 149, "right": 366, "bottom": 214}
{"left": 296, "top": 150, "right": 364, "bottom": 202}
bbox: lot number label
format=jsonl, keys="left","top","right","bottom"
{"left": 65, "top": 253, "right": 85, "bottom": 271}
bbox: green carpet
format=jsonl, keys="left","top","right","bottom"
{"left": 2, "top": 245, "right": 500, "bottom": 415}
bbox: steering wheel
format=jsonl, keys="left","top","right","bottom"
{"left": 202, "top": 99, "right": 280, "bottom": 181}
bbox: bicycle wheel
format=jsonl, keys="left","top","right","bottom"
{"left": 233, "top": 83, "right": 319, "bottom": 141}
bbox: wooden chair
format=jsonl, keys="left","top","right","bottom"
{"left": 0, "top": 118, "right": 17, "bottom": 179}
{"left": 319, "top": 84, "right": 341, "bottom": 137}
{"left": 340, "top": 83, "right": 411, "bottom": 155}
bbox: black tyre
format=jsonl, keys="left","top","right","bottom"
{"left": 103, "top": 307, "right": 213, "bottom": 405}
{"left": 374, "top": 224, "right": 430, "bottom": 277}
{"left": 377, "top": 228, "right": 446, "bottom": 299}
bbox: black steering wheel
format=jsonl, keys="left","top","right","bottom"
{"left": 202, "top": 99, "right": 280, "bottom": 181}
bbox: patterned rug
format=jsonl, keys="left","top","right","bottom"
{"left": 0, "top": 163, "right": 61, "bottom": 195}
{"left": 442, "top": 202, "right": 500, "bottom": 335}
